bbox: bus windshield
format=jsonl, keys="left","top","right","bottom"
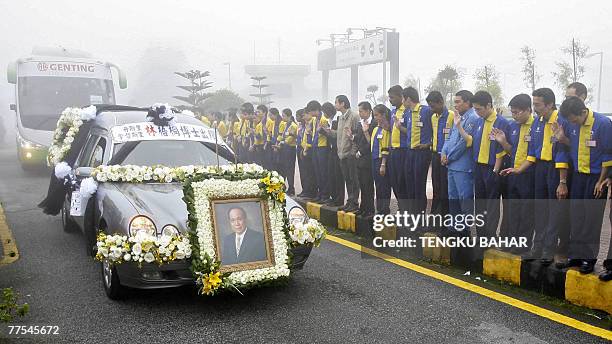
{"left": 17, "top": 76, "right": 115, "bottom": 131}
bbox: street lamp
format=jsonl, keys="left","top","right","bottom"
{"left": 586, "top": 52, "right": 603, "bottom": 111}
{"left": 223, "top": 62, "right": 231, "bottom": 90}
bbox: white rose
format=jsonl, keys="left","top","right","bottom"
{"left": 123, "top": 254, "right": 131, "bottom": 261}
{"left": 144, "top": 252, "right": 155, "bottom": 263}
{"left": 132, "top": 243, "right": 142, "bottom": 256}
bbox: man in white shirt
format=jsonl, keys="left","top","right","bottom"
{"left": 221, "top": 206, "right": 267, "bottom": 265}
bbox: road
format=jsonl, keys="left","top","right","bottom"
{"left": 0, "top": 145, "right": 609, "bottom": 343}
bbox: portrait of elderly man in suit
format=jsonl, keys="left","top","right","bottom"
{"left": 220, "top": 205, "right": 268, "bottom": 265}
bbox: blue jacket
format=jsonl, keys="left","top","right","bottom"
{"left": 441, "top": 107, "right": 479, "bottom": 173}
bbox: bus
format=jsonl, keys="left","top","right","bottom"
{"left": 6, "top": 47, "right": 127, "bottom": 169}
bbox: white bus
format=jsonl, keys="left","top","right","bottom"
{"left": 6, "top": 47, "right": 127, "bottom": 169}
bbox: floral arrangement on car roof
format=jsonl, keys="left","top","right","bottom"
{"left": 47, "top": 105, "right": 97, "bottom": 167}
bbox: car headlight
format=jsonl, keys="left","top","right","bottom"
{"left": 18, "top": 136, "right": 44, "bottom": 149}
{"left": 288, "top": 206, "right": 307, "bottom": 225}
{"left": 161, "top": 225, "right": 179, "bottom": 238}
{"left": 129, "top": 216, "right": 156, "bottom": 236}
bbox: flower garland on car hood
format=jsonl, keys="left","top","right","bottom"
{"left": 90, "top": 163, "right": 323, "bottom": 295}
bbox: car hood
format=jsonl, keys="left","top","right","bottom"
{"left": 112, "top": 182, "right": 302, "bottom": 234}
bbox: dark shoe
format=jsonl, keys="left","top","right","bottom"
{"left": 361, "top": 211, "right": 375, "bottom": 218}
{"left": 344, "top": 205, "right": 359, "bottom": 213}
{"left": 521, "top": 251, "right": 542, "bottom": 261}
{"left": 599, "top": 270, "right": 612, "bottom": 282}
{"left": 353, "top": 209, "right": 363, "bottom": 215}
{"left": 578, "top": 261, "right": 594, "bottom": 274}
{"left": 330, "top": 201, "right": 344, "bottom": 207}
{"left": 555, "top": 259, "right": 581, "bottom": 269}
{"left": 540, "top": 258, "right": 554, "bottom": 266}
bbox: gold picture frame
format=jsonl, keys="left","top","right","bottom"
{"left": 210, "top": 197, "right": 276, "bottom": 273}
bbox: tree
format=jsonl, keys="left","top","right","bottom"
{"left": 249, "top": 76, "right": 273, "bottom": 106}
{"left": 201, "top": 89, "right": 245, "bottom": 113}
{"left": 553, "top": 38, "right": 592, "bottom": 102}
{"left": 403, "top": 74, "right": 419, "bottom": 89}
{"left": 174, "top": 70, "right": 214, "bottom": 112}
{"left": 425, "top": 65, "right": 462, "bottom": 108}
{"left": 473, "top": 65, "right": 504, "bottom": 107}
{"left": 366, "top": 85, "right": 379, "bottom": 105}
{"left": 520, "top": 46, "right": 540, "bottom": 92}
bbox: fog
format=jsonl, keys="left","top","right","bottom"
{"left": 1, "top": 0, "right": 611, "bottom": 135}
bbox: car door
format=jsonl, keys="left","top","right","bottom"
{"left": 71, "top": 131, "right": 109, "bottom": 229}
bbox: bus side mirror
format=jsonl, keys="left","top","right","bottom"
{"left": 10, "top": 104, "right": 16, "bottom": 111}
{"left": 7, "top": 62, "right": 17, "bottom": 84}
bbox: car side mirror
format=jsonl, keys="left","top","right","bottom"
{"left": 75, "top": 167, "right": 94, "bottom": 178}
{"left": 9, "top": 104, "right": 16, "bottom": 111}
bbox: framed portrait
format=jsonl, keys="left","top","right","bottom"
{"left": 210, "top": 198, "right": 276, "bottom": 273}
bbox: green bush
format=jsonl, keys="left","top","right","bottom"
{"left": 0, "top": 288, "right": 29, "bottom": 322}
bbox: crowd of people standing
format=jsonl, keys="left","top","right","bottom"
{"left": 203, "top": 81, "right": 612, "bottom": 282}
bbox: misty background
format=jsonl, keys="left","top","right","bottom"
{"left": 1, "top": 0, "right": 611, "bottom": 143}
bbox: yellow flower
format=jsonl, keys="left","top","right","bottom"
{"left": 278, "top": 192, "right": 286, "bottom": 203}
{"left": 261, "top": 176, "right": 271, "bottom": 185}
{"left": 202, "top": 271, "right": 222, "bottom": 295}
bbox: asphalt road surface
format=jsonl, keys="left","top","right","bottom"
{"left": 0, "top": 145, "right": 608, "bottom": 344}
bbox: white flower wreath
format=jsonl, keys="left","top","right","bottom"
{"left": 191, "top": 178, "right": 290, "bottom": 287}
{"left": 47, "top": 105, "right": 97, "bottom": 166}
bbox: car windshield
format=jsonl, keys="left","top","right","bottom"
{"left": 17, "top": 76, "right": 115, "bottom": 131}
{"left": 111, "top": 140, "right": 233, "bottom": 167}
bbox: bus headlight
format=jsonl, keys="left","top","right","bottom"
{"left": 18, "top": 136, "right": 43, "bottom": 149}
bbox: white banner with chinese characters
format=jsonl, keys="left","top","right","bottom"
{"left": 111, "top": 122, "right": 223, "bottom": 144}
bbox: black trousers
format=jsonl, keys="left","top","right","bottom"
{"left": 506, "top": 169, "right": 535, "bottom": 251}
{"left": 328, "top": 148, "right": 345, "bottom": 205}
{"left": 340, "top": 156, "right": 360, "bottom": 207}
{"left": 280, "top": 145, "right": 296, "bottom": 194}
{"left": 357, "top": 155, "right": 374, "bottom": 214}
{"left": 298, "top": 148, "right": 317, "bottom": 198}
{"left": 474, "top": 163, "right": 501, "bottom": 238}
{"left": 604, "top": 207, "right": 612, "bottom": 270}
{"left": 431, "top": 152, "right": 449, "bottom": 215}
{"left": 568, "top": 173, "right": 607, "bottom": 263}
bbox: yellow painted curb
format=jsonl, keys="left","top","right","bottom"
{"left": 0, "top": 204, "right": 19, "bottom": 266}
{"left": 326, "top": 234, "right": 612, "bottom": 341}
{"left": 482, "top": 249, "right": 521, "bottom": 286}
{"left": 306, "top": 202, "right": 321, "bottom": 220}
{"left": 345, "top": 212, "right": 356, "bottom": 232}
{"left": 565, "top": 269, "right": 612, "bottom": 314}
{"left": 336, "top": 210, "right": 347, "bottom": 231}
{"left": 422, "top": 232, "right": 450, "bottom": 265}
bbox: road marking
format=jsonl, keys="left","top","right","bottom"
{"left": 326, "top": 234, "right": 612, "bottom": 341}
{"left": 0, "top": 204, "right": 19, "bottom": 265}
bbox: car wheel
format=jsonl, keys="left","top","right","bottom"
{"left": 101, "top": 261, "right": 125, "bottom": 300}
{"left": 61, "top": 200, "right": 78, "bottom": 233}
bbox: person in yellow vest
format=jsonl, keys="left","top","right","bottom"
{"left": 239, "top": 103, "right": 255, "bottom": 163}
{"left": 427, "top": 91, "right": 455, "bottom": 219}
{"left": 298, "top": 109, "right": 317, "bottom": 199}
{"left": 251, "top": 110, "right": 265, "bottom": 166}
{"left": 267, "top": 108, "right": 282, "bottom": 172}
{"left": 200, "top": 113, "right": 212, "bottom": 127}
{"left": 494, "top": 94, "right": 535, "bottom": 253}
{"left": 228, "top": 109, "right": 240, "bottom": 153}
{"left": 306, "top": 100, "right": 331, "bottom": 203}
{"left": 212, "top": 111, "right": 228, "bottom": 141}
{"left": 371, "top": 104, "right": 392, "bottom": 214}
{"left": 386, "top": 85, "right": 410, "bottom": 212}
{"left": 256, "top": 104, "right": 271, "bottom": 169}
{"left": 276, "top": 108, "right": 298, "bottom": 195}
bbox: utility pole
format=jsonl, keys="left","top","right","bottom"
{"left": 223, "top": 62, "right": 232, "bottom": 90}
{"left": 572, "top": 38, "right": 577, "bottom": 82}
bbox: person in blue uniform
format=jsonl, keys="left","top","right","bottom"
{"left": 554, "top": 96, "right": 611, "bottom": 274}
{"left": 371, "top": 104, "right": 392, "bottom": 215}
{"left": 454, "top": 91, "right": 510, "bottom": 238}
{"left": 387, "top": 85, "right": 410, "bottom": 212}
